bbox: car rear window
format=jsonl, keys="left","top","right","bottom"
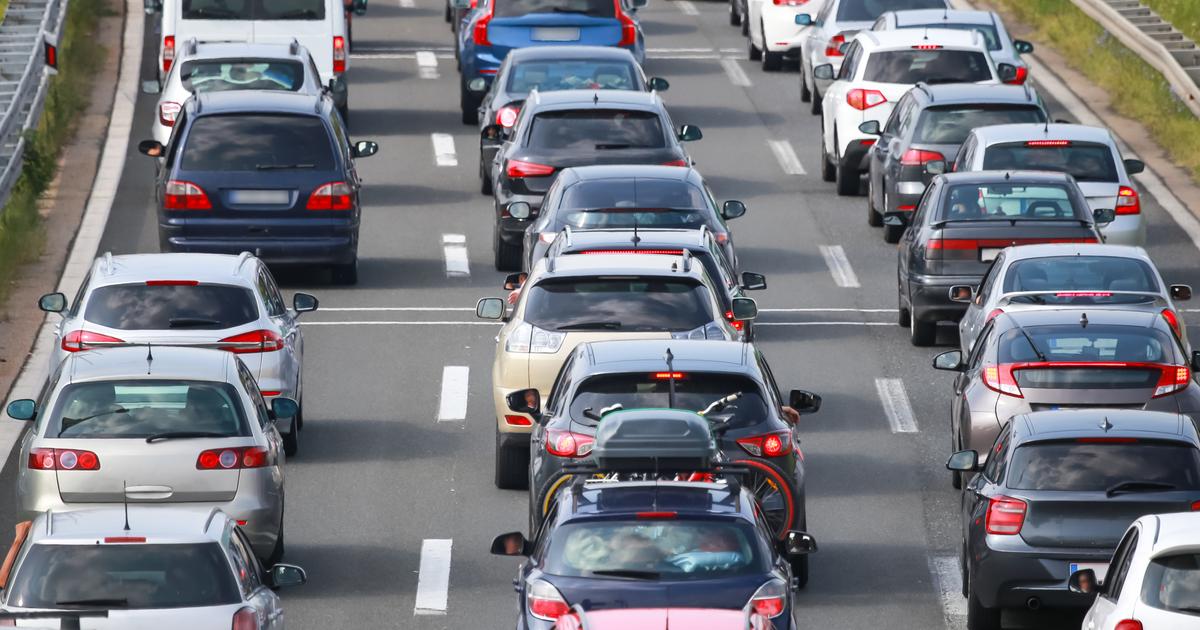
{"left": 493, "top": 0, "right": 615, "bottom": 18}
{"left": 561, "top": 209, "right": 709, "bottom": 229}
{"left": 999, "top": 324, "right": 1175, "bottom": 363}
{"left": 863, "top": 49, "right": 993, "bottom": 84}
{"left": 914, "top": 105, "right": 1045, "bottom": 144}
{"left": 84, "top": 284, "right": 258, "bottom": 330}
{"left": 5, "top": 542, "right": 241, "bottom": 609}
{"left": 561, "top": 179, "right": 705, "bottom": 210}
{"left": 507, "top": 60, "right": 637, "bottom": 93}
{"left": 180, "top": 60, "right": 304, "bottom": 93}
{"left": 181, "top": 114, "right": 334, "bottom": 171}
{"left": 902, "top": 22, "right": 1001, "bottom": 50}
{"left": 523, "top": 277, "right": 713, "bottom": 332}
{"left": 1007, "top": 441, "right": 1200, "bottom": 491}
{"left": 1141, "top": 552, "right": 1200, "bottom": 615}
{"left": 838, "top": 0, "right": 946, "bottom": 21}
{"left": 569, "top": 373, "right": 768, "bottom": 429}
{"left": 49, "top": 381, "right": 248, "bottom": 439}
{"left": 527, "top": 110, "right": 666, "bottom": 150}
{"left": 938, "top": 183, "right": 1084, "bottom": 222}
{"left": 983, "top": 142, "right": 1118, "bottom": 182}
{"left": 182, "top": 0, "right": 324, "bottom": 19}
{"left": 1002, "top": 256, "right": 1160, "bottom": 302}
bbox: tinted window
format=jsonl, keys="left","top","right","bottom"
{"left": 180, "top": 60, "right": 304, "bottom": 93}
{"left": 494, "top": 0, "right": 614, "bottom": 18}
{"left": 182, "top": 0, "right": 324, "bottom": 19}
{"left": 523, "top": 278, "right": 714, "bottom": 332}
{"left": 561, "top": 208, "right": 708, "bottom": 229}
{"left": 181, "top": 115, "right": 334, "bottom": 171}
{"left": 1142, "top": 552, "right": 1200, "bottom": 614}
{"left": 507, "top": 60, "right": 637, "bottom": 93}
{"left": 983, "top": 142, "right": 1118, "bottom": 182}
{"left": 6, "top": 543, "right": 241, "bottom": 609}
{"left": 561, "top": 180, "right": 706, "bottom": 210}
{"left": 863, "top": 49, "right": 992, "bottom": 83}
{"left": 901, "top": 22, "right": 1001, "bottom": 50}
{"left": 1002, "top": 256, "right": 1160, "bottom": 300}
{"left": 998, "top": 325, "right": 1176, "bottom": 364}
{"left": 1007, "top": 441, "right": 1200, "bottom": 491}
{"left": 569, "top": 373, "right": 768, "bottom": 429}
{"left": 938, "top": 183, "right": 1084, "bottom": 221}
{"left": 837, "top": 0, "right": 946, "bottom": 21}
{"left": 84, "top": 284, "right": 258, "bottom": 330}
{"left": 49, "top": 381, "right": 248, "bottom": 438}
{"left": 914, "top": 106, "right": 1045, "bottom": 144}
{"left": 527, "top": 110, "right": 665, "bottom": 150}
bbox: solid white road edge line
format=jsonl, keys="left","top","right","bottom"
{"left": 414, "top": 538, "right": 453, "bottom": 615}
{"left": 719, "top": 58, "right": 752, "bottom": 88}
{"left": 437, "top": 366, "right": 469, "bottom": 421}
{"left": 432, "top": 133, "right": 458, "bottom": 167}
{"left": 416, "top": 50, "right": 439, "bottom": 79}
{"left": 818, "top": 245, "right": 860, "bottom": 288}
{"left": 676, "top": 0, "right": 699, "bottom": 16}
{"left": 928, "top": 555, "right": 968, "bottom": 629}
{"left": 874, "top": 378, "right": 918, "bottom": 433}
{"left": 442, "top": 233, "right": 470, "bottom": 276}
{"left": 767, "top": 139, "right": 805, "bottom": 176}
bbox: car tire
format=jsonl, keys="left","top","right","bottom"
{"left": 883, "top": 223, "right": 904, "bottom": 243}
{"left": 810, "top": 85, "right": 822, "bottom": 115}
{"left": 799, "top": 63, "right": 811, "bottom": 102}
{"left": 898, "top": 282, "right": 911, "bottom": 328}
{"left": 761, "top": 28, "right": 783, "bottom": 71}
{"left": 282, "top": 417, "right": 299, "bottom": 457}
{"left": 728, "top": 0, "right": 739, "bottom": 26}
{"left": 494, "top": 225, "right": 522, "bottom": 271}
{"left": 495, "top": 429, "right": 530, "bottom": 490}
{"left": 480, "top": 161, "right": 493, "bottom": 195}
{"left": 460, "top": 79, "right": 480, "bottom": 125}
{"left": 910, "top": 306, "right": 937, "bottom": 347}
{"left": 867, "top": 178, "right": 882, "bottom": 227}
{"left": 820, "top": 134, "right": 835, "bottom": 183}
{"left": 740, "top": 10, "right": 749, "bottom": 36}
{"left": 967, "top": 577, "right": 1001, "bottom": 630}
{"left": 266, "top": 513, "right": 285, "bottom": 567}
{"left": 338, "top": 104, "right": 350, "bottom": 125}
{"left": 444, "top": 1, "right": 451, "bottom": 21}
{"left": 748, "top": 36, "right": 762, "bottom": 61}
{"left": 951, "top": 431, "right": 963, "bottom": 490}
{"left": 332, "top": 259, "right": 358, "bottom": 285}
{"left": 791, "top": 514, "right": 808, "bottom": 589}
{"left": 834, "top": 142, "right": 859, "bottom": 196}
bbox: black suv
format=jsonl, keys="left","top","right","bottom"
{"left": 482, "top": 89, "right": 701, "bottom": 270}
{"left": 138, "top": 92, "right": 379, "bottom": 284}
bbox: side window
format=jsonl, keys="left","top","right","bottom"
{"left": 837, "top": 44, "right": 859, "bottom": 80}
{"left": 895, "top": 101, "right": 918, "bottom": 140}
{"left": 228, "top": 528, "right": 264, "bottom": 593}
{"left": 981, "top": 424, "right": 1009, "bottom": 482}
{"left": 259, "top": 267, "right": 286, "bottom": 316}
{"left": 329, "top": 109, "right": 350, "bottom": 154}
{"left": 967, "top": 321, "right": 994, "bottom": 370}
{"left": 1104, "top": 529, "right": 1140, "bottom": 599}
{"left": 882, "top": 96, "right": 908, "bottom": 136}
{"left": 545, "top": 353, "right": 575, "bottom": 414}
{"left": 756, "top": 352, "right": 785, "bottom": 411}
{"left": 975, "top": 256, "right": 1004, "bottom": 305}
{"left": 67, "top": 272, "right": 91, "bottom": 318}
{"left": 165, "top": 111, "right": 188, "bottom": 168}
{"left": 307, "top": 55, "right": 322, "bottom": 88}
{"left": 955, "top": 136, "right": 975, "bottom": 171}
{"left": 238, "top": 362, "right": 271, "bottom": 429}
{"left": 909, "top": 183, "right": 936, "bottom": 229}
{"left": 707, "top": 239, "right": 737, "bottom": 290}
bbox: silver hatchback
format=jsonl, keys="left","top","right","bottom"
{"left": 7, "top": 346, "right": 296, "bottom": 563}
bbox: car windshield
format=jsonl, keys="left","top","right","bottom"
{"left": 569, "top": 373, "right": 769, "bottom": 429}
{"left": 901, "top": 22, "right": 1001, "bottom": 50}
{"left": 561, "top": 179, "right": 706, "bottom": 210}
{"left": 84, "top": 284, "right": 258, "bottom": 330}
{"left": 863, "top": 49, "right": 993, "bottom": 83}
{"left": 508, "top": 60, "right": 637, "bottom": 93}
{"left": 48, "top": 381, "right": 248, "bottom": 438}
{"left": 1007, "top": 441, "right": 1200, "bottom": 491}
{"left": 938, "top": 183, "right": 1083, "bottom": 221}
{"left": 181, "top": 114, "right": 334, "bottom": 172}
{"left": 5, "top": 543, "right": 241, "bottom": 609}
{"left": 561, "top": 209, "right": 708, "bottom": 229}
{"left": 1142, "top": 552, "right": 1200, "bottom": 615}
{"left": 494, "top": 0, "right": 615, "bottom": 18}
{"left": 914, "top": 106, "right": 1045, "bottom": 144}
{"left": 180, "top": 60, "right": 304, "bottom": 93}
{"left": 523, "top": 277, "right": 714, "bottom": 332}
{"left": 838, "top": 0, "right": 946, "bottom": 21}
{"left": 1002, "top": 256, "right": 1160, "bottom": 304}
{"left": 544, "top": 519, "right": 767, "bottom": 579}
{"left": 182, "top": 0, "right": 324, "bottom": 20}
{"left": 527, "top": 110, "right": 666, "bottom": 150}
{"left": 982, "top": 142, "right": 1118, "bottom": 182}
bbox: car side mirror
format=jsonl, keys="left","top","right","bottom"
{"left": 948, "top": 285, "right": 975, "bottom": 304}
{"left": 292, "top": 292, "right": 319, "bottom": 313}
{"left": 857, "top": 120, "right": 881, "bottom": 135}
{"left": 38, "top": 292, "right": 66, "bottom": 313}
{"left": 1123, "top": 159, "right": 1145, "bottom": 175}
{"left": 925, "top": 160, "right": 947, "bottom": 175}
{"left": 1171, "top": 284, "right": 1192, "bottom": 301}
{"left": 140, "top": 80, "right": 162, "bottom": 94}
{"left": 490, "top": 531, "right": 532, "bottom": 556}
{"left": 137, "top": 140, "right": 164, "bottom": 157}
{"left": 996, "top": 63, "right": 1018, "bottom": 83}
{"left": 1013, "top": 39, "right": 1034, "bottom": 54}
{"left": 794, "top": 13, "right": 812, "bottom": 26}
{"left": 481, "top": 123, "right": 505, "bottom": 142}
{"left": 1068, "top": 568, "right": 1098, "bottom": 595}
{"left": 267, "top": 563, "right": 307, "bottom": 589}
{"left": 740, "top": 271, "right": 766, "bottom": 291}
{"left": 647, "top": 76, "right": 669, "bottom": 91}
{"left": 784, "top": 531, "right": 817, "bottom": 557}
{"left": 730, "top": 297, "right": 757, "bottom": 321}
{"left": 788, "top": 389, "right": 821, "bottom": 414}
{"left": 1093, "top": 208, "right": 1116, "bottom": 225}
{"left": 476, "top": 297, "right": 505, "bottom": 320}
{"left": 506, "top": 389, "right": 541, "bottom": 418}
{"left": 502, "top": 273, "right": 526, "bottom": 291}
{"left": 882, "top": 214, "right": 908, "bottom": 227}
{"left": 933, "top": 351, "right": 964, "bottom": 372}
{"left": 351, "top": 0, "right": 367, "bottom": 14}
{"left": 721, "top": 199, "right": 746, "bottom": 219}
{"left": 812, "top": 64, "right": 835, "bottom": 81}
{"left": 508, "top": 201, "right": 531, "bottom": 220}
{"left": 945, "top": 450, "right": 981, "bottom": 472}
{"left": 6, "top": 399, "right": 36, "bottom": 421}
{"left": 1191, "top": 350, "right": 1200, "bottom": 372}
{"left": 352, "top": 140, "right": 379, "bottom": 158}
{"left": 678, "top": 124, "right": 702, "bottom": 142}
{"left": 270, "top": 397, "right": 299, "bottom": 419}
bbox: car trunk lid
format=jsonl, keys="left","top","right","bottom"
{"left": 52, "top": 438, "right": 250, "bottom": 503}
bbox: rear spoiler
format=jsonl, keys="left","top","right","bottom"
{"left": 996, "top": 290, "right": 1163, "bottom": 306}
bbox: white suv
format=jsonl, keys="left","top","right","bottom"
{"left": 816, "top": 28, "right": 1003, "bottom": 195}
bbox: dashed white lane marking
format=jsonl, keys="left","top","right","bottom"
{"left": 676, "top": 0, "right": 699, "bottom": 15}
{"left": 929, "top": 555, "right": 967, "bottom": 629}
{"left": 719, "top": 58, "right": 752, "bottom": 87}
{"left": 414, "top": 539, "right": 453, "bottom": 615}
{"left": 432, "top": 133, "right": 458, "bottom": 167}
{"left": 818, "top": 245, "right": 860, "bottom": 288}
{"left": 416, "top": 50, "right": 439, "bottom": 79}
{"left": 442, "top": 234, "right": 469, "bottom": 276}
{"left": 437, "top": 366, "right": 469, "bottom": 421}
{"left": 767, "top": 139, "right": 805, "bottom": 176}
{"left": 875, "top": 378, "right": 918, "bottom": 433}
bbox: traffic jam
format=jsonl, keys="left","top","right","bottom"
{"left": 0, "top": 0, "right": 1196, "bottom": 627}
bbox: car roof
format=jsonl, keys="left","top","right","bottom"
{"left": 1011, "top": 409, "right": 1198, "bottom": 445}
{"left": 581, "top": 339, "right": 751, "bottom": 374}
{"left": 526, "top": 89, "right": 661, "bottom": 110}
{"left": 89, "top": 252, "right": 258, "bottom": 287}
{"left": 1001, "top": 243, "right": 1151, "bottom": 263}
{"left": 969, "top": 123, "right": 1115, "bottom": 145}
{"left": 857, "top": 28, "right": 985, "bottom": 50}
{"left": 60, "top": 346, "right": 234, "bottom": 385}
{"left": 569, "top": 481, "right": 746, "bottom": 519}
{"left": 911, "top": 83, "right": 1038, "bottom": 106}
{"left": 27, "top": 506, "right": 230, "bottom": 545}
{"left": 558, "top": 228, "right": 713, "bottom": 251}
{"left": 508, "top": 45, "right": 637, "bottom": 63}
{"left": 999, "top": 307, "right": 1159, "bottom": 328}
{"left": 559, "top": 165, "right": 702, "bottom": 182}
{"left": 938, "top": 169, "right": 1076, "bottom": 184}
{"left": 191, "top": 90, "right": 326, "bottom": 116}
{"left": 529, "top": 252, "right": 707, "bottom": 280}
{"left": 1148, "top": 512, "right": 1200, "bottom": 554}
{"left": 890, "top": 8, "right": 994, "bottom": 26}
{"left": 177, "top": 39, "right": 309, "bottom": 62}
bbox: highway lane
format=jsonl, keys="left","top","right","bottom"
{"left": 1, "top": 0, "right": 1200, "bottom": 627}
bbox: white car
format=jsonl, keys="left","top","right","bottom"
{"left": 872, "top": 9, "right": 1034, "bottom": 85}
{"left": 745, "top": 0, "right": 823, "bottom": 72}
{"left": 817, "top": 28, "right": 1003, "bottom": 196}
{"left": 1074, "top": 512, "right": 1200, "bottom": 630}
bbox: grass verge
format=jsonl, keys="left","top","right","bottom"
{"left": 0, "top": 0, "right": 104, "bottom": 303}
{"left": 1143, "top": 0, "right": 1200, "bottom": 44}
{"left": 989, "top": 0, "right": 1200, "bottom": 181}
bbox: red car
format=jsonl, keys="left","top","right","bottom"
{"left": 555, "top": 608, "right": 774, "bottom": 630}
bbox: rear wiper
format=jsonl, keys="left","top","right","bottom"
{"left": 556, "top": 321, "right": 622, "bottom": 330}
{"left": 55, "top": 598, "right": 128, "bottom": 607}
{"left": 1105, "top": 480, "right": 1178, "bottom": 497}
{"left": 59, "top": 408, "right": 128, "bottom": 437}
{"left": 1013, "top": 325, "right": 1047, "bottom": 362}
{"left": 594, "top": 143, "right": 633, "bottom": 150}
{"left": 168, "top": 317, "right": 222, "bottom": 328}
{"left": 255, "top": 163, "right": 314, "bottom": 170}
{"left": 590, "top": 569, "right": 660, "bottom": 580}
{"left": 145, "top": 431, "right": 235, "bottom": 443}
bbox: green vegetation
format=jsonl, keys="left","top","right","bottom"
{"left": 1144, "top": 0, "right": 1200, "bottom": 44}
{"left": 990, "top": 0, "right": 1200, "bottom": 181}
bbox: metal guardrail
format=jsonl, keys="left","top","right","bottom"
{"left": 0, "top": 0, "right": 68, "bottom": 213}
{"left": 1071, "top": 0, "right": 1200, "bottom": 118}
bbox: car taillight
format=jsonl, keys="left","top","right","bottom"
{"left": 982, "top": 364, "right": 1023, "bottom": 398}
{"left": 164, "top": 180, "right": 212, "bottom": 210}
{"left": 985, "top": 308, "right": 1004, "bottom": 323}
{"left": 218, "top": 330, "right": 284, "bottom": 354}
{"left": 145, "top": 280, "right": 198, "bottom": 286}
{"left": 61, "top": 330, "right": 125, "bottom": 352}
{"left": 1026, "top": 140, "right": 1071, "bottom": 147}
{"left": 724, "top": 310, "right": 745, "bottom": 331}
{"left": 473, "top": 2, "right": 494, "bottom": 46}
{"left": 1162, "top": 308, "right": 1182, "bottom": 338}
{"left": 772, "top": 0, "right": 808, "bottom": 5}
{"left": 985, "top": 496, "right": 1026, "bottom": 535}
{"left": 1192, "top": 500, "right": 1200, "bottom": 511}
{"left": 824, "top": 33, "right": 845, "bottom": 57}
{"left": 900, "top": 149, "right": 944, "bottom": 166}
{"left": 1116, "top": 185, "right": 1140, "bottom": 215}
{"left": 545, "top": 429, "right": 595, "bottom": 458}
{"left": 333, "top": 36, "right": 346, "bottom": 73}
{"left": 232, "top": 606, "right": 258, "bottom": 630}
{"left": 926, "top": 237, "right": 1094, "bottom": 260}
{"left": 1114, "top": 621, "right": 1142, "bottom": 630}
{"left": 496, "top": 105, "right": 520, "bottom": 128}
{"left": 846, "top": 88, "right": 886, "bottom": 110}
{"left": 162, "top": 35, "right": 175, "bottom": 73}
{"left": 28, "top": 448, "right": 101, "bottom": 471}
{"left": 580, "top": 249, "right": 684, "bottom": 255}
{"left": 197, "top": 447, "right": 270, "bottom": 470}
{"left": 615, "top": 0, "right": 637, "bottom": 46}
{"left": 1005, "top": 65, "right": 1029, "bottom": 85}
{"left": 306, "top": 181, "right": 353, "bottom": 210}
{"left": 504, "top": 414, "right": 532, "bottom": 426}
{"left": 506, "top": 159, "right": 554, "bottom": 178}
{"left": 748, "top": 579, "right": 787, "bottom": 618}
{"left": 662, "top": 159, "right": 689, "bottom": 167}
{"left": 737, "top": 430, "right": 791, "bottom": 457}
{"left": 159, "top": 101, "right": 181, "bottom": 127}
{"left": 527, "top": 579, "right": 570, "bottom": 621}
{"left": 1153, "top": 365, "right": 1191, "bottom": 398}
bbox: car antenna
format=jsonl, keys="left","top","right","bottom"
{"left": 663, "top": 348, "right": 676, "bottom": 409}
{"left": 923, "top": 26, "right": 929, "bottom": 40}
{"left": 942, "top": 7, "right": 948, "bottom": 20}
{"left": 593, "top": 92, "right": 599, "bottom": 106}
{"left": 632, "top": 218, "right": 640, "bottom": 247}
{"left": 1100, "top": 416, "right": 1113, "bottom": 432}
{"left": 1080, "top": 312, "right": 1088, "bottom": 328}
{"left": 145, "top": 344, "right": 154, "bottom": 375}
{"left": 1004, "top": 171, "right": 1011, "bottom": 180}
{"left": 122, "top": 481, "right": 131, "bottom": 531}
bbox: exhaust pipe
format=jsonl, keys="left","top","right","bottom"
{"left": 1026, "top": 597, "right": 1041, "bottom": 610}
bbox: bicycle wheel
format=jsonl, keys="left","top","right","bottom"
{"left": 531, "top": 473, "right": 573, "bottom": 534}
{"left": 731, "top": 458, "right": 797, "bottom": 540}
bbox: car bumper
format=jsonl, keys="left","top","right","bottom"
{"left": 908, "top": 273, "right": 979, "bottom": 323}
{"left": 761, "top": 9, "right": 807, "bottom": 53}
{"left": 159, "top": 229, "right": 359, "bottom": 266}
{"left": 972, "top": 542, "right": 1109, "bottom": 610}
{"left": 1099, "top": 214, "right": 1145, "bottom": 246}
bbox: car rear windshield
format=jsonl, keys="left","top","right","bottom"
{"left": 1142, "top": 552, "right": 1200, "bottom": 615}
{"left": 1007, "top": 441, "right": 1200, "bottom": 491}
{"left": 863, "top": 49, "right": 993, "bottom": 84}
{"left": 914, "top": 106, "right": 1045, "bottom": 144}
{"left": 494, "top": 0, "right": 615, "bottom": 18}
{"left": 180, "top": 60, "right": 304, "bottom": 93}
{"left": 5, "top": 542, "right": 241, "bottom": 609}
{"left": 904, "top": 22, "right": 1001, "bottom": 50}
{"left": 49, "top": 381, "right": 248, "bottom": 439}
{"left": 84, "top": 284, "right": 258, "bottom": 330}
{"left": 938, "top": 183, "right": 1084, "bottom": 222}
{"left": 1000, "top": 324, "right": 1176, "bottom": 363}
{"left": 561, "top": 209, "right": 709, "bottom": 229}
{"left": 1002, "top": 256, "right": 1160, "bottom": 305}
{"left": 983, "top": 142, "right": 1118, "bottom": 182}
{"left": 508, "top": 60, "right": 637, "bottom": 93}
{"left": 544, "top": 519, "right": 767, "bottom": 579}
{"left": 523, "top": 277, "right": 713, "bottom": 332}
{"left": 527, "top": 110, "right": 666, "bottom": 150}
{"left": 181, "top": 114, "right": 334, "bottom": 172}
{"left": 182, "top": 0, "right": 324, "bottom": 20}
{"left": 837, "top": 0, "right": 945, "bottom": 21}
{"left": 561, "top": 179, "right": 706, "bottom": 210}
{"left": 569, "top": 373, "right": 769, "bottom": 429}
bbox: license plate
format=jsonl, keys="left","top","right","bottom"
{"left": 980, "top": 248, "right": 1003, "bottom": 262}
{"left": 229, "top": 190, "right": 290, "bottom": 205}
{"left": 532, "top": 27, "right": 580, "bottom": 41}
{"left": 1068, "top": 562, "right": 1108, "bottom": 585}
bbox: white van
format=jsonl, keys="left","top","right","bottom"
{"left": 149, "top": 0, "right": 352, "bottom": 116}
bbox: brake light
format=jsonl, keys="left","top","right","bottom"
{"left": 159, "top": 101, "right": 181, "bottom": 127}
{"left": 662, "top": 159, "right": 689, "bottom": 167}
{"left": 197, "top": 447, "right": 269, "bottom": 470}
{"left": 1025, "top": 140, "right": 1070, "bottom": 147}
{"left": 846, "top": 88, "right": 886, "bottom": 110}
{"left": 737, "top": 430, "right": 792, "bottom": 457}
{"left": 103, "top": 536, "right": 146, "bottom": 543}
{"left": 985, "top": 496, "right": 1027, "bottom": 535}
{"left": 496, "top": 105, "right": 520, "bottom": 128}
{"left": 1005, "top": 65, "right": 1029, "bottom": 85}
{"left": 28, "top": 448, "right": 101, "bottom": 471}
{"left": 1056, "top": 291, "right": 1112, "bottom": 297}
{"left": 164, "top": 180, "right": 212, "bottom": 210}
{"left": 61, "top": 330, "right": 125, "bottom": 352}
{"left": 162, "top": 36, "right": 175, "bottom": 73}
{"left": 219, "top": 330, "right": 284, "bottom": 354}
{"left": 527, "top": 579, "right": 570, "bottom": 621}
{"left": 1115, "top": 621, "right": 1143, "bottom": 630}
{"left": 926, "top": 237, "right": 1095, "bottom": 260}
{"left": 232, "top": 607, "right": 258, "bottom": 630}
{"left": 772, "top": 0, "right": 809, "bottom": 5}
{"left": 825, "top": 33, "right": 845, "bottom": 57}
{"left": 900, "top": 149, "right": 945, "bottom": 166}
{"left": 504, "top": 414, "right": 532, "bottom": 426}
{"left": 985, "top": 308, "right": 1004, "bottom": 323}
{"left": 636, "top": 511, "right": 677, "bottom": 519}
{"left": 912, "top": 44, "right": 942, "bottom": 50}
{"left": 1153, "top": 365, "right": 1191, "bottom": 398}
{"left": 724, "top": 310, "right": 745, "bottom": 331}
{"left": 1192, "top": 500, "right": 1200, "bottom": 511}
{"left": 1116, "top": 185, "right": 1140, "bottom": 215}
{"left": 1162, "top": 308, "right": 1182, "bottom": 338}
{"left": 545, "top": 429, "right": 595, "bottom": 458}
{"left": 473, "top": 0, "right": 494, "bottom": 46}
{"left": 506, "top": 159, "right": 554, "bottom": 178}
{"left": 616, "top": 0, "right": 637, "bottom": 47}
{"left": 748, "top": 579, "right": 787, "bottom": 618}
{"left": 579, "top": 249, "right": 684, "bottom": 255}
{"left": 333, "top": 36, "right": 346, "bottom": 73}
{"left": 306, "top": 181, "right": 353, "bottom": 210}
{"left": 983, "top": 364, "right": 1023, "bottom": 398}
{"left": 653, "top": 372, "right": 685, "bottom": 379}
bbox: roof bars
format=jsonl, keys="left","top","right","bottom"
{"left": 202, "top": 507, "right": 222, "bottom": 534}
{"left": 680, "top": 248, "right": 693, "bottom": 273}
{"left": 101, "top": 251, "right": 115, "bottom": 276}
{"left": 698, "top": 224, "right": 710, "bottom": 246}
{"left": 289, "top": 38, "right": 301, "bottom": 56}
{"left": 234, "top": 251, "right": 254, "bottom": 275}
{"left": 530, "top": 87, "right": 541, "bottom": 105}
{"left": 914, "top": 81, "right": 934, "bottom": 101}
{"left": 186, "top": 37, "right": 199, "bottom": 57}
{"left": 563, "top": 225, "right": 573, "bottom": 247}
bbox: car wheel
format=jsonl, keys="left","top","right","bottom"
{"left": 494, "top": 225, "right": 522, "bottom": 271}
{"left": 748, "top": 37, "right": 762, "bottom": 61}
{"left": 790, "top": 513, "right": 808, "bottom": 589}
{"left": 834, "top": 137, "right": 859, "bottom": 196}
{"left": 799, "top": 62, "right": 811, "bottom": 102}
{"left": 967, "top": 575, "right": 1001, "bottom": 630}
{"left": 910, "top": 306, "right": 937, "bottom": 347}
{"left": 331, "top": 259, "right": 358, "bottom": 285}
{"left": 338, "top": 104, "right": 350, "bottom": 125}
{"left": 444, "top": 0, "right": 451, "bottom": 21}
{"left": 960, "top": 542, "right": 970, "bottom": 598}
{"left": 740, "top": 9, "right": 749, "bottom": 36}
{"left": 898, "top": 280, "right": 911, "bottom": 328}
{"left": 460, "top": 79, "right": 480, "bottom": 125}
{"left": 951, "top": 431, "right": 963, "bottom": 490}
{"left": 819, "top": 134, "right": 835, "bottom": 183}
{"left": 495, "top": 429, "right": 529, "bottom": 490}
{"left": 761, "top": 28, "right": 783, "bottom": 71}
{"left": 282, "top": 417, "right": 299, "bottom": 457}
{"left": 480, "top": 160, "right": 493, "bottom": 195}
{"left": 867, "top": 177, "right": 882, "bottom": 227}
{"left": 810, "top": 84, "right": 822, "bottom": 115}
{"left": 265, "top": 513, "right": 285, "bottom": 567}
{"left": 883, "top": 223, "right": 904, "bottom": 243}
{"left": 728, "top": 0, "right": 739, "bottom": 26}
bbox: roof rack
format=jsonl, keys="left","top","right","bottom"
{"left": 1023, "top": 82, "right": 1035, "bottom": 103}
{"left": 186, "top": 37, "right": 199, "bottom": 57}
{"left": 564, "top": 409, "right": 724, "bottom": 476}
{"left": 289, "top": 38, "right": 301, "bottom": 56}
{"left": 45, "top": 509, "right": 53, "bottom": 536}
{"left": 680, "top": 248, "right": 693, "bottom": 273}
{"left": 530, "top": 87, "right": 541, "bottom": 105}
{"left": 914, "top": 81, "right": 934, "bottom": 101}
{"left": 101, "top": 251, "right": 115, "bottom": 276}
{"left": 698, "top": 224, "right": 711, "bottom": 246}
{"left": 563, "top": 225, "right": 573, "bottom": 247}
{"left": 546, "top": 254, "right": 556, "bottom": 273}
{"left": 234, "top": 251, "right": 255, "bottom": 275}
